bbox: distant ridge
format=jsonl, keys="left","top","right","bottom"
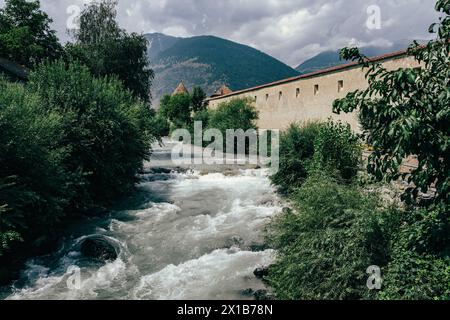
{"left": 295, "top": 40, "right": 423, "bottom": 74}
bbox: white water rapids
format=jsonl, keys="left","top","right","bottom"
{"left": 2, "top": 141, "right": 284, "bottom": 300}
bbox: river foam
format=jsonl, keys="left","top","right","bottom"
{"left": 4, "top": 144, "right": 283, "bottom": 300}
{"left": 132, "top": 248, "right": 275, "bottom": 300}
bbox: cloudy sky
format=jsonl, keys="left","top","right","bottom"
{"left": 1, "top": 0, "right": 440, "bottom": 66}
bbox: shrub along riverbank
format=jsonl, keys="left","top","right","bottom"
{"left": 194, "top": 98, "right": 260, "bottom": 153}
{"left": 266, "top": 0, "right": 450, "bottom": 300}
{"left": 267, "top": 121, "right": 449, "bottom": 300}
{"left": 0, "top": 63, "right": 156, "bottom": 283}
{"left": 0, "top": 0, "right": 157, "bottom": 284}
{"left": 159, "top": 91, "right": 260, "bottom": 152}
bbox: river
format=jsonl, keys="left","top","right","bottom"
{"left": 1, "top": 140, "right": 283, "bottom": 300}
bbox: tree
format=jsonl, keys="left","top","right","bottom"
{"left": 0, "top": 190, "right": 22, "bottom": 257}
{"left": 0, "top": 77, "right": 68, "bottom": 258}
{"left": 67, "top": 0, "right": 153, "bottom": 103}
{"left": 158, "top": 93, "right": 192, "bottom": 128}
{"left": 0, "top": 0, "right": 62, "bottom": 68}
{"left": 333, "top": 0, "right": 450, "bottom": 206}
{"left": 28, "top": 61, "right": 155, "bottom": 207}
{"left": 191, "top": 87, "right": 207, "bottom": 113}
{"left": 208, "top": 98, "right": 259, "bottom": 155}
{"left": 73, "top": 0, "right": 120, "bottom": 45}
{"left": 208, "top": 98, "right": 258, "bottom": 133}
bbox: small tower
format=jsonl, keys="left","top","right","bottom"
{"left": 211, "top": 85, "right": 232, "bottom": 98}
{"left": 172, "top": 81, "right": 189, "bottom": 96}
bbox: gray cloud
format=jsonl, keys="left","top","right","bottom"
{"left": 0, "top": 0, "right": 440, "bottom": 66}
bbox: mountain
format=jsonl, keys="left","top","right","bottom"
{"left": 145, "top": 33, "right": 181, "bottom": 61}
{"left": 145, "top": 33, "right": 299, "bottom": 105}
{"left": 295, "top": 41, "right": 418, "bottom": 74}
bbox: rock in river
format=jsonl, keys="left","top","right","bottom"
{"left": 80, "top": 235, "right": 118, "bottom": 262}
{"left": 253, "top": 267, "right": 269, "bottom": 279}
{"left": 253, "top": 289, "right": 276, "bottom": 301}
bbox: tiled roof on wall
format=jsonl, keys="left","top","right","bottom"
{"left": 211, "top": 85, "right": 233, "bottom": 97}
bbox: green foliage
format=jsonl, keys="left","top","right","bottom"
{"left": 270, "top": 120, "right": 360, "bottom": 195}
{"left": 192, "top": 109, "right": 210, "bottom": 128}
{"left": 148, "top": 109, "right": 171, "bottom": 139}
{"left": 0, "top": 0, "right": 159, "bottom": 282}
{"left": 0, "top": 60, "right": 155, "bottom": 261}
{"left": 73, "top": 0, "right": 119, "bottom": 45}
{"left": 160, "top": 96, "right": 260, "bottom": 150}
{"left": 66, "top": 0, "right": 153, "bottom": 103}
{"left": 0, "top": 78, "right": 68, "bottom": 256}
{"left": 266, "top": 0, "right": 450, "bottom": 301}
{"left": 269, "top": 122, "right": 322, "bottom": 195}
{"left": 0, "top": 191, "right": 22, "bottom": 256}
{"left": 333, "top": 0, "right": 450, "bottom": 205}
{"left": 208, "top": 98, "right": 258, "bottom": 133}
{"left": 191, "top": 87, "right": 207, "bottom": 113}
{"left": 158, "top": 93, "right": 192, "bottom": 130}
{"left": 189, "top": 109, "right": 210, "bottom": 140}
{"left": 381, "top": 252, "right": 450, "bottom": 300}
{"left": 0, "top": 0, "right": 62, "bottom": 68}
{"left": 267, "top": 172, "right": 450, "bottom": 300}
{"left": 157, "top": 87, "right": 219, "bottom": 135}
{"left": 206, "top": 98, "right": 259, "bottom": 153}
{"left": 28, "top": 61, "right": 154, "bottom": 207}
{"left": 311, "top": 120, "right": 362, "bottom": 181}
{"left": 267, "top": 173, "right": 400, "bottom": 300}
{"left": 380, "top": 204, "right": 450, "bottom": 300}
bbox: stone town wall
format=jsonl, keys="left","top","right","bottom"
{"left": 207, "top": 53, "right": 420, "bottom": 132}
